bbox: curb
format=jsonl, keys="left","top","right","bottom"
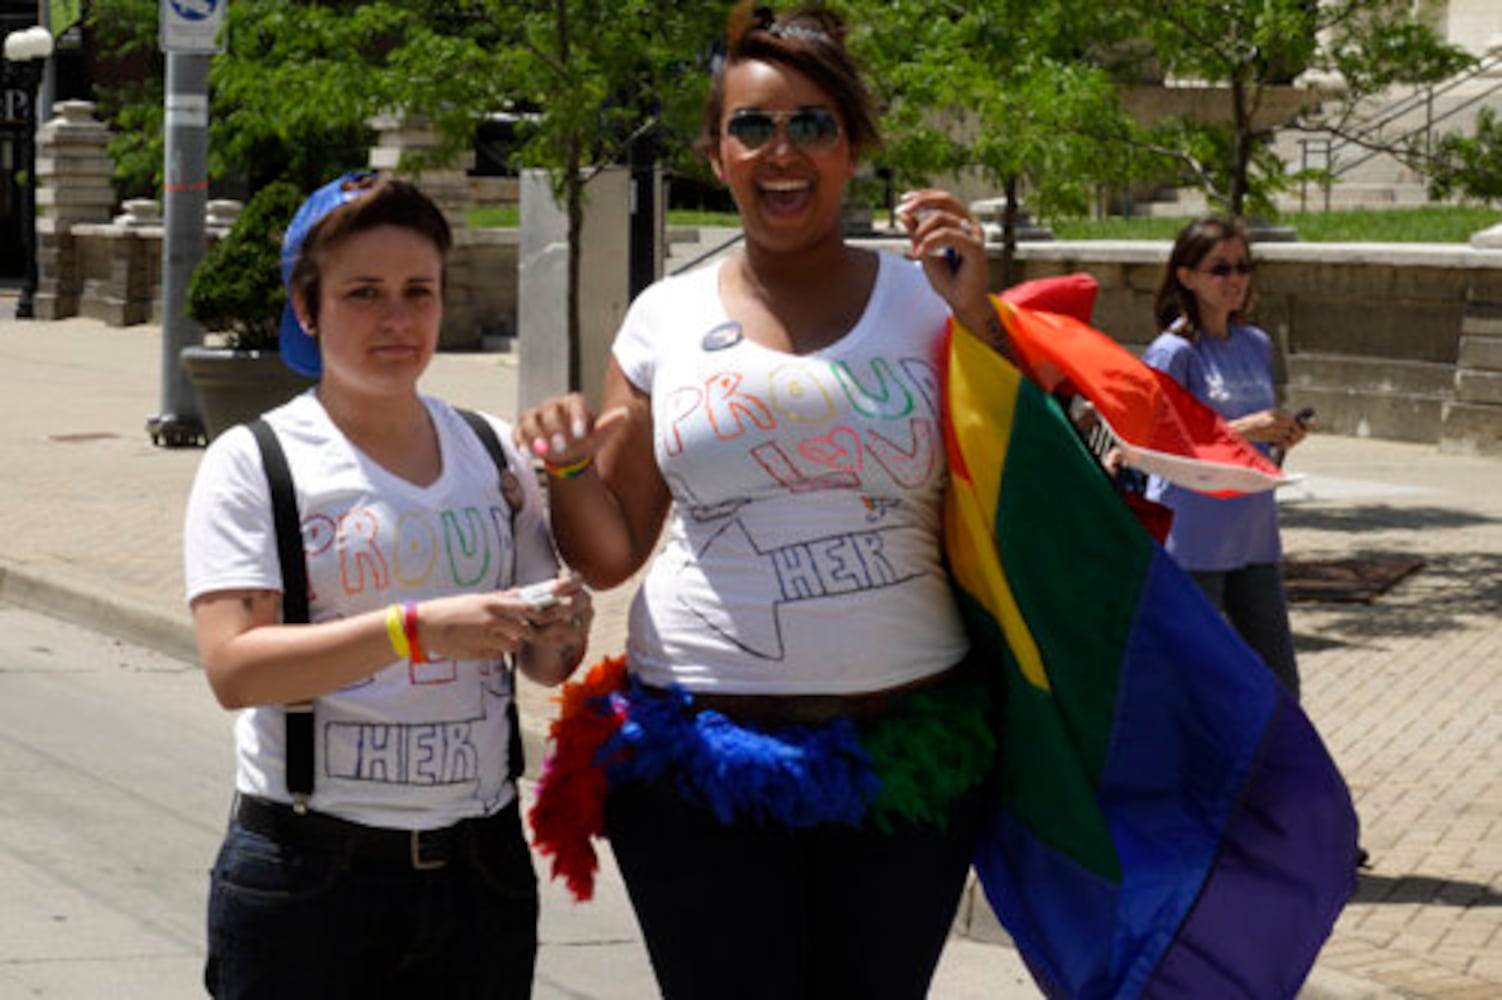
{"left": 0, "top": 559, "right": 199, "bottom": 665}
{"left": 0, "top": 558, "right": 552, "bottom": 781}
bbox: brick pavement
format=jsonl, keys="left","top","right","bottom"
{"left": 1278, "top": 454, "right": 1502, "bottom": 998}
{"left": 2, "top": 310, "right": 1500, "bottom": 997}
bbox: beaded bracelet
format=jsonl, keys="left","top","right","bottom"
{"left": 385, "top": 603, "right": 411, "bottom": 660}
{"left": 543, "top": 455, "right": 593, "bottom": 480}
{"left": 402, "top": 600, "right": 429, "bottom": 664}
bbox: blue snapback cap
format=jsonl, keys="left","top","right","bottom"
{"left": 278, "top": 171, "right": 380, "bottom": 377}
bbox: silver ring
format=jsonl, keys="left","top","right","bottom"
{"left": 570, "top": 615, "right": 583, "bottom": 629}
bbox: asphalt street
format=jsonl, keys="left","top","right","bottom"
{"left": 0, "top": 603, "right": 1035, "bottom": 999}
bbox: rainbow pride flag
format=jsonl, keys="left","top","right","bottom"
{"left": 997, "top": 273, "right": 1288, "bottom": 496}
{"left": 945, "top": 314, "right": 1359, "bottom": 998}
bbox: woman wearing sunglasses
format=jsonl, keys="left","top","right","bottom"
{"left": 515, "top": 2, "right": 1007, "bottom": 997}
{"left": 1143, "top": 215, "right": 1309, "bottom": 699}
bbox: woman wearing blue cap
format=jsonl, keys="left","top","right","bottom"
{"left": 182, "top": 173, "right": 590, "bottom": 997}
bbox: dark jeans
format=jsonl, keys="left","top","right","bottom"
{"left": 204, "top": 799, "right": 538, "bottom": 999}
{"left": 1191, "top": 562, "right": 1301, "bottom": 701}
{"left": 605, "top": 777, "right": 984, "bottom": 1000}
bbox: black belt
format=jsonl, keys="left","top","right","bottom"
{"left": 233, "top": 794, "right": 514, "bottom": 871}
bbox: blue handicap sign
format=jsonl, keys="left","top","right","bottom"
{"left": 168, "top": 0, "right": 218, "bottom": 21}
{"left": 161, "top": 0, "right": 225, "bottom": 52}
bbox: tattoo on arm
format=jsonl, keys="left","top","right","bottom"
{"left": 237, "top": 590, "right": 276, "bottom": 626}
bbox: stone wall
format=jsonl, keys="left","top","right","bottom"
{"left": 31, "top": 105, "right": 520, "bottom": 353}
{"left": 444, "top": 228, "right": 518, "bottom": 349}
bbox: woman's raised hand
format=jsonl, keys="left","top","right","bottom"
{"left": 897, "top": 188, "right": 992, "bottom": 334}
{"left": 513, "top": 393, "right": 630, "bottom": 470}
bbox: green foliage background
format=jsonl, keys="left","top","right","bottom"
{"left": 185, "top": 181, "right": 304, "bottom": 348}
{"left": 86, "top": 0, "right": 1497, "bottom": 229}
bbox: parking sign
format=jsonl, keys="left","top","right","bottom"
{"left": 160, "top": 0, "right": 226, "bottom": 54}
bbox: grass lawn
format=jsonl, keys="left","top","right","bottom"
{"left": 1050, "top": 205, "right": 1501, "bottom": 243}
{"left": 471, "top": 203, "right": 1500, "bottom": 243}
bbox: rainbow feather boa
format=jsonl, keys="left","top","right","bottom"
{"left": 529, "top": 655, "right": 995, "bottom": 901}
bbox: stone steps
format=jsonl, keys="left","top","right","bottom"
{"left": 1285, "top": 352, "right": 1454, "bottom": 443}
{"left": 1135, "top": 83, "right": 1502, "bottom": 218}
{"left": 1443, "top": 304, "right": 1502, "bottom": 453}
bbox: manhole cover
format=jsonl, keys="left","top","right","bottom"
{"left": 1283, "top": 556, "right": 1424, "bottom": 603}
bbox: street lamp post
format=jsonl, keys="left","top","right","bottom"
{"left": 3, "top": 26, "right": 54, "bottom": 320}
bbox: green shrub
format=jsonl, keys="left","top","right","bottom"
{"left": 187, "top": 181, "right": 304, "bottom": 350}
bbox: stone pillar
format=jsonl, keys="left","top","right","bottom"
{"left": 33, "top": 100, "right": 114, "bottom": 320}
{"left": 1441, "top": 286, "right": 1502, "bottom": 454}
{"left": 205, "top": 198, "right": 241, "bottom": 233}
{"left": 367, "top": 113, "right": 473, "bottom": 229}
{"left": 517, "top": 167, "right": 633, "bottom": 414}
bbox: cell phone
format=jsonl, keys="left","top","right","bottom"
{"left": 518, "top": 581, "right": 558, "bottom": 610}
{"left": 1294, "top": 407, "right": 1316, "bottom": 425}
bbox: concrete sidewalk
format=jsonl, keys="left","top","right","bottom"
{"left": 1, "top": 310, "right": 1499, "bottom": 997}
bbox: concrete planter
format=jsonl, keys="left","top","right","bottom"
{"left": 180, "top": 346, "right": 315, "bottom": 442}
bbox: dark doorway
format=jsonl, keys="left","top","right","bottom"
{"left": 0, "top": 128, "right": 23, "bottom": 280}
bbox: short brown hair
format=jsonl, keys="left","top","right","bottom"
{"left": 289, "top": 176, "right": 452, "bottom": 329}
{"left": 695, "top": 2, "right": 881, "bottom": 161}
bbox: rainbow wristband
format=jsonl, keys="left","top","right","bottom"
{"left": 543, "top": 455, "right": 593, "bottom": 480}
{"left": 402, "top": 600, "right": 428, "bottom": 664}
{"left": 385, "top": 603, "right": 410, "bottom": 660}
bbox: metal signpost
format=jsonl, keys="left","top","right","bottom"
{"left": 147, "top": 0, "right": 225, "bottom": 447}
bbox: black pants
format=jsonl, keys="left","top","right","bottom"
{"left": 1190, "top": 563, "right": 1300, "bottom": 701}
{"left": 205, "top": 799, "right": 538, "bottom": 999}
{"left": 605, "top": 777, "right": 984, "bottom": 1000}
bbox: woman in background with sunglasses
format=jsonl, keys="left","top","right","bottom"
{"left": 515, "top": 2, "right": 1009, "bottom": 997}
{"left": 1143, "top": 215, "right": 1309, "bottom": 699}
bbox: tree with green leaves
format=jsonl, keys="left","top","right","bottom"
{"left": 847, "top": 0, "right": 1143, "bottom": 283}
{"left": 400, "top": 2, "right": 724, "bottom": 390}
{"left": 89, "top": 0, "right": 725, "bottom": 392}
{"left": 89, "top": 0, "right": 390, "bottom": 196}
{"left": 1116, "top": 0, "right": 1473, "bottom": 218}
{"left": 1428, "top": 107, "right": 1502, "bottom": 206}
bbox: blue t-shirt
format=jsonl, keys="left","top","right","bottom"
{"left": 1141, "top": 323, "right": 1281, "bottom": 571}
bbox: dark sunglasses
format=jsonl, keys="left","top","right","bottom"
{"left": 724, "top": 108, "right": 841, "bottom": 152}
{"left": 1200, "top": 261, "right": 1255, "bottom": 278}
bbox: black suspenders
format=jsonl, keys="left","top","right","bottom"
{"left": 248, "top": 419, "right": 316, "bottom": 809}
{"left": 454, "top": 408, "right": 528, "bottom": 786}
{"left": 249, "top": 409, "right": 527, "bottom": 811}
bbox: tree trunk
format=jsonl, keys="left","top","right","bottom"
{"left": 1229, "top": 75, "right": 1252, "bottom": 218}
{"left": 556, "top": 0, "right": 583, "bottom": 393}
{"left": 1001, "top": 174, "right": 1020, "bottom": 290}
{"left": 565, "top": 143, "right": 583, "bottom": 393}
